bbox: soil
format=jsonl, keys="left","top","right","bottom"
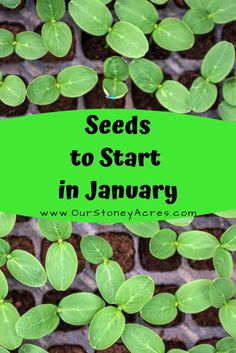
{"left": 0, "top": 23, "right": 26, "bottom": 63}
{"left": 178, "top": 71, "right": 199, "bottom": 90}
{"left": 81, "top": 32, "right": 115, "bottom": 60}
{"left": 41, "top": 234, "right": 86, "bottom": 274}
{"left": 180, "top": 32, "right": 215, "bottom": 60}
{"left": 43, "top": 289, "right": 81, "bottom": 331}
{"left": 16, "top": 215, "right": 31, "bottom": 222}
{"left": 222, "top": 21, "right": 236, "bottom": 48}
{"left": 145, "top": 41, "right": 170, "bottom": 60}
{"left": 188, "top": 228, "right": 223, "bottom": 270}
{"left": 164, "top": 339, "right": 187, "bottom": 350}
{"left": 132, "top": 73, "right": 172, "bottom": 111}
{"left": 192, "top": 307, "right": 221, "bottom": 327}
{"left": 37, "top": 96, "right": 78, "bottom": 113}
{"left": 34, "top": 24, "right": 76, "bottom": 62}
{"left": 173, "top": 0, "right": 189, "bottom": 9}
{"left": 139, "top": 238, "right": 181, "bottom": 271}
{"left": 98, "top": 344, "right": 129, "bottom": 353}
{"left": 7, "top": 290, "right": 35, "bottom": 315}
{"left": 94, "top": 232, "right": 135, "bottom": 273}
{"left": 84, "top": 75, "right": 126, "bottom": 109}
{"left": 197, "top": 338, "right": 219, "bottom": 346}
{"left": 49, "top": 346, "right": 86, "bottom": 353}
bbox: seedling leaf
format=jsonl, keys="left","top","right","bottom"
{"left": 7, "top": 250, "right": 47, "bottom": 288}
{"left": 46, "top": 242, "right": 78, "bottom": 291}
{"left": 106, "top": 21, "right": 149, "bottom": 58}
{"left": 42, "top": 22, "right": 72, "bottom": 57}
{"left": 223, "top": 76, "right": 236, "bottom": 107}
{"left": 184, "top": 0, "right": 209, "bottom": 8}
{"left": 16, "top": 304, "right": 59, "bottom": 339}
{"left": 15, "top": 32, "right": 47, "bottom": 60}
{"left": 80, "top": 235, "right": 113, "bottom": 264}
{"left": 0, "top": 0, "right": 20, "bottom": 8}
{"left": 190, "top": 77, "right": 217, "bottom": 113}
{"left": 167, "top": 217, "right": 194, "bottom": 227}
{"left": 184, "top": 9, "right": 214, "bottom": 34}
{"left": 209, "top": 278, "right": 236, "bottom": 309}
{"left": 103, "top": 79, "right": 128, "bottom": 99}
{"left": 38, "top": 219, "right": 72, "bottom": 241}
{"left": 27, "top": 75, "right": 60, "bottom": 105}
{"left": 213, "top": 247, "right": 233, "bottom": 279}
{"left": 123, "top": 222, "right": 160, "bottom": 238}
{"left": 104, "top": 56, "right": 129, "bottom": 81}
{"left": 121, "top": 324, "right": 165, "bottom": 353}
{"left": 0, "top": 303, "right": 22, "bottom": 350}
{"left": 216, "top": 337, "right": 236, "bottom": 353}
{"left": 0, "top": 76, "right": 26, "bottom": 107}
{"left": 141, "top": 293, "right": 178, "bottom": 325}
{"left": 59, "top": 292, "right": 105, "bottom": 325}
{"left": 221, "top": 224, "right": 236, "bottom": 251}
{"left": 208, "top": 0, "right": 236, "bottom": 24}
{"left": 219, "top": 300, "right": 236, "bottom": 338}
{"left": 36, "top": 0, "right": 66, "bottom": 22}
{"left": 0, "top": 270, "right": 8, "bottom": 299}
{"left": 96, "top": 260, "right": 125, "bottom": 304}
{"left": 215, "top": 209, "right": 236, "bottom": 218}
{"left": 150, "top": 229, "right": 177, "bottom": 259}
{"left": 0, "top": 239, "right": 11, "bottom": 266}
{"left": 189, "top": 344, "right": 215, "bottom": 353}
{"left": 0, "top": 348, "right": 10, "bottom": 353}
{"left": 19, "top": 345, "right": 48, "bottom": 353}
{"left": 219, "top": 101, "right": 236, "bottom": 122}
{"left": 89, "top": 306, "right": 125, "bottom": 350}
{"left": 0, "top": 29, "right": 14, "bottom": 58}
{"left": 115, "top": 275, "right": 154, "bottom": 314}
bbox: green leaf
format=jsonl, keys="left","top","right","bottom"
{"left": 168, "top": 351, "right": 187, "bottom": 353}
{"left": 16, "top": 304, "right": 59, "bottom": 339}
{"left": 167, "top": 217, "right": 194, "bottom": 227}
{"left": 189, "top": 345, "right": 215, "bottom": 353}
{"left": 190, "top": 77, "right": 217, "bottom": 113}
{"left": 115, "top": 275, "right": 154, "bottom": 314}
{"left": 219, "top": 101, "right": 236, "bottom": 122}
{"left": 0, "top": 213, "right": 16, "bottom": 238}
{"left": 176, "top": 279, "right": 212, "bottom": 314}
{"left": 208, "top": 0, "right": 236, "bottom": 24}
{"left": 15, "top": 32, "right": 47, "bottom": 60}
{"left": 223, "top": 76, "right": 236, "bottom": 107}
{"left": 121, "top": 324, "right": 165, "bottom": 353}
{"left": 219, "top": 300, "right": 236, "bottom": 338}
{"left": 36, "top": 0, "right": 66, "bottom": 21}
{"left": 0, "top": 0, "right": 20, "bottom": 8}
{"left": 27, "top": 75, "right": 60, "bottom": 105}
{"left": 96, "top": 260, "right": 125, "bottom": 304}
{"left": 209, "top": 279, "right": 236, "bottom": 309}
{"left": 156, "top": 80, "right": 191, "bottom": 114}
{"left": 115, "top": 0, "right": 159, "bottom": 34}
{"left": 141, "top": 293, "right": 178, "bottom": 325}
{"left": 59, "top": 292, "right": 105, "bottom": 325}
{"left": 184, "top": 9, "right": 214, "bottom": 34}
{"left": 104, "top": 56, "right": 129, "bottom": 81}
{"left": 58, "top": 65, "right": 98, "bottom": 97}
{"left": 42, "top": 22, "right": 72, "bottom": 57}
{"left": 69, "top": 0, "right": 113, "bottom": 36}
{"left": 19, "top": 345, "right": 48, "bottom": 353}
{"left": 153, "top": 18, "right": 194, "bottom": 51}
{"left": 201, "top": 41, "right": 235, "bottom": 84}
{"left": 0, "top": 348, "right": 10, "bottom": 353}
{"left": 0, "top": 29, "right": 14, "bottom": 58}
{"left": 185, "top": 0, "right": 209, "bottom": 8}
{"left": 80, "top": 235, "right": 113, "bottom": 264}
{"left": 129, "top": 58, "right": 163, "bottom": 93}
{"left": 0, "top": 270, "right": 8, "bottom": 300}
{"left": 216, "top": 337, "right": 236, "bottom": 353}
{"left": 0, "top": 239, "right": 11, "bottom": 266}
{"left": 215, "top": 209, "right": 236, "bottom": 218}
{"left": 177, "top": 230, "right": 219, "bottom": 260}
{"left": 106, "top": 21, "right": 149, "bottom": 58}
{"left": 7, "top": 250, "right": 47, "bottom": 288}
{"left": 38, "top": 219, "right": 72, "bottom": 241}
{"left": 213, "top": 247, "right": 233, "bottom": 279}
{"left": 221, "top": 224, "right": 236, "bottom": 251}
{"left": 123, "top": 222, "right": 160, "bottom": 238}
{"left": 89, "top": 306, "right": 125, "bottom": 350}
{"left": 46, "top": 242, "right": 78, "bottom": 291}
{"left": 150, "top": 229, "right": 177, "bottom": 259}
{"left": 0, "top": 303, "right": 22, "bottom": 350}
{"left": 103, "top": 79, "right": 128, "bottom": 99}
{"left": 0, "top": 76, "right": 26, "bottom": 107}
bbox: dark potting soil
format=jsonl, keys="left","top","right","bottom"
{"left": 34, "top": 24, "right": 76, "bottom": 62}
{"left": 188, "top": 228, "right": 223, "bottom": 270}
{"left": 173, "top": 0, "right": 189, "bottom": 9}
{"left": 41, "top": 234, "right": 85, "bottom": 274}
{"left": 49, "top": 345, "right": 86, "bottom": 353}
{"left": 178, "top": 71, "right": 199, "bottom": 89}
{"left": 82, "top": 32, "right": 115, "bottom": 60}
{"left": 84, "top": 75, "right": 126, "bottom": 109}
{"left": 180, "top": 32, "right": 215, "bottom": 60}
{"left": 0, "top": 23, "right": 26, "bottom": 63}
{"left": 16, "top": 215, "right": 31, "bottom": 222}
{"left": 164, "top": 339, "right": 187, "bottom": 350}
{"left": 222, "top": 21, "right": 236, "bottom": 48}
{"left": 7, "top": 290, "right": 35, "bottom": 315}
{"left": 97, "top": 344, "right": 129, "bottom": 353}
{"left": 93, "top": 232, "right": 135, "bottom": 273}
{"left": 139, "top": 238, "right": 181, "bottom": 271}
{"left": 37, "top": 96, "right": 78, "bottom": 113}
{"left": 43, "top": 289, "right": 81, "bottom": 331}
{"left": 192, "top": 307, "right": 221, "bottom": 327}
{"left": 145, "top": 41, "right": 170, "bottom": 60}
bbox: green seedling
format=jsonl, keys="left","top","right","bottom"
{"left": 36, "top": 0, "right": 72, "bottom": 57}
{"left": 129, "top": 58, "right": 191, "bottom": 113}
{"left": 0, "top": 29, "right": 47, "bottom": 60}
{"left": 38, "top": 219, "right": 78, "bottom": 291}
{"left": 69, "top": 0, "right": 149, "bottom": 58}
{"left": 219, "top": 75, "right": 236, "bottom": 122}
{"left": 27, "top": 65, "right": 98, "bottom": 105}
{"left": 184, "top": 0, "right": 236, "bottom": 34}
{"left": 19, "top": 345, "right": 48, "bottom": 353}
{"left": 150, "top": 0, "right": 168, "bottom": 4}
{"left": 190, "top": 41, "right": 235, "bottom": 113}
{"left": 168, "top": 337, "right": 236, "bottom": 353}
{"left": 0, "top": 212, "right": 16, "bottom": 238}
{"left": 215, "top": 209, "right": 236, "bottom": 218}
{"left": 0, "top": 270, "right": 22, "bottom": 350}
{"left": 103, "top": 56, "right": 129, "bottom": 99}
{"left": 0, "top": 0, "right": 20, "bottom": 8}
{"left": 0, "top": 73, "right": 26, "bottom": 107}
